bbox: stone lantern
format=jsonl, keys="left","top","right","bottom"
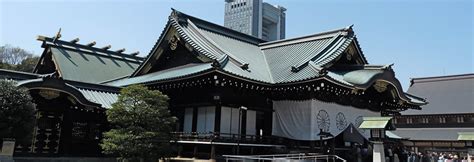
{"left": 458, "top": 132, "right": 474, "bottom": 160}
{"left": 359, "top": 117, "right": 396, "bottom": 162}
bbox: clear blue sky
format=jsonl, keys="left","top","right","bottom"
{"left": 1, "top": 0, "right": 472, "bottom": 89}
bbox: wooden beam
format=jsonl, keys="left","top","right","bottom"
{"left": 86, "top": 41, "right": 96, "bottom": 47}
{"left": 101, "top": 45, "right": 111, "bottom": 50}
{"left": 130, "top": 51, "right": 140, "bottom": 56}
{"left": 115, "top": 48, "right": 125, "bottom": 53}
{"left": 70, "top": 38, "right": 80, "bottom": 44}
{"left": 36, "top": 35, "right": 47, "bottom": 41}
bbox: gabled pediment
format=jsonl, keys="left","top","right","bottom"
{"left": 132, "top": 21, "right": 213, "bottom": 77}
{"left": 133, "top": 9, "right": 256, "bottom": 77}
{"left": 34, "top": 36, "right": 143, "bottom": 84}
{"left": 331, "top": 39, "right": 368, "bottom": 66}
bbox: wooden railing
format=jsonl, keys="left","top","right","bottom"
{"left": 170, "top": 132, "right": 284, "bottom": 145}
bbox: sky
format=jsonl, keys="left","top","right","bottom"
{"left": 1, "top": 0, "right": 473, "bottom": 89}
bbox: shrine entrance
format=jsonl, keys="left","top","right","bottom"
{"left": 14, "top": 78, "right": 108, "bottom": 156}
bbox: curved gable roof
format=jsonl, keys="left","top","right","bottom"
{"left": 119, "top": 9, "right": 426, "bottom": 108}
{"left": 133, "top": 9, "right": 368, "bottom": 84}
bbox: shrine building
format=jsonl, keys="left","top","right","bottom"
{"left": 0, "top": 9, "right": 427, "bottom": 159}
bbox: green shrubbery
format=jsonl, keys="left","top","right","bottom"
{"left": 101, "top": 84, "right": 177, "bottom": 161}
{"left": 0, "top": 80, "right": 35, "bottom": 143}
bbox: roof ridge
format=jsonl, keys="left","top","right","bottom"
{"left": 65, "top": 79, "right": 121, "bottom": 93}
{"left": 261, "top": 48, "right": 275, "bottom": 83}
{"left": 37, "top": 35, "right": 144, "bottom": 61}
{"left": 50, "top": 45, "right": 143, "bottom": 64}
{"left": 171, "top": 9, "right": 265, "bottom": 45}
{"left": 99, "top": 75, "right": 131, "bottom": 84}
{"left": 351, "top": 36, "right": 368, "bottom": 64}
{"left": 185, "top": 19, "right": 250, "bottom": 68}
{"left": 259, "top": 25, "right": 353, "bottom": 48}
{"left": 411, "top": 73, "right": 474, "bottom": 83}
{"left": 290, "top": 32, "right": 343, "bottom": 72}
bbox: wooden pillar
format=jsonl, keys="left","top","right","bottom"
{"left": 177, "top": 145, "right": 182, "bottom": 158}
{"left": 241, "top": 110, "right": 247, "bottom": 137}
{"left": 320, "top": 135, "right": 324, "bottom": 153}
{"left": 331, "top": 138, "right": 335, "bottom": 154}
{"left": 193, "top": 145, "right": 198, "bottom": 158}
{"left": 192, "top": 107, "right": 198, "bottom": 132}
{"left": 214, "top": 105, "right": 221, "bottom": 133}
{"left": 210, "top": 145, "right": 216, "bottom": 159}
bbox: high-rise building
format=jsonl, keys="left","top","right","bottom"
{"left": 224, "top": 0, "right": 286, "bottom": 41}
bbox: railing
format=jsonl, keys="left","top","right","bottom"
{"left": 170, "top": 132, "right": 285, "bottom": 145}
{"left": 222, "top": 153, "right": 347, "bottom": 162}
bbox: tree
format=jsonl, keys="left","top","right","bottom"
{"left": 15, "top": 56, "right": 40, "bottom": 72}
{"left": 101, "top": 85, "right": 177, "bottom": 161}
{"left": 0, "top": 44, "right": 33, "bottom": 65}
{"left": 0, "top": 61, "right": 14, "bottom": 70}
{"left": 0, "top": 80, "right": 36, "bottom": 143}
{"left": 0, "top": 44, "right": 39, "bottom": 72}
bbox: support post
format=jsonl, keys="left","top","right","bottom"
{"left": 237, "top": 106, "right": 247, "bottom": 155}
{"left": 372, "top": 141, "right": 386, "bottom": 162}
{"left": 210, "top": 145, "right": 215, "bottom": 159}
{"left": 193, "top": 145, "right": 198, "bottom": 159}
{"left": 331, "top": 137, "right": 335, "bottom": 154}
{"left": 319, "top": 129, "right": 324, "bottom": 154}
{"left": 237, "top": 108, "right": 241, "bottom": 155}
{"left": 177, "top": 145, "right": 182, "bottom": 158}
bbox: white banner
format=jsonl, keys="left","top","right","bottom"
{"left": 272, "top": 99, "right": 379, "bottom": 141}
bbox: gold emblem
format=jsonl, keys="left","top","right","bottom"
{"left": 374, "top": 81, "right": 388, "bottom": 93}
{"left": 169, "top": 36, "right": 179, "bottom": 51}
{"left": 39, "top": 89, "right": 60, "bottom": 100}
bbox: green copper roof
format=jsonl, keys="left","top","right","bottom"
{"left": 50, "top": 47, "right": 141, "bottom": 84}
{"left": 31, "top": 9, "right": 426, "bottom": 109}
{"left": 199, "top": 28, "right": 274, "bottom": 83}
{"left": 164, "top": 10, "right": 359, "bottom": 84}
{"left": 112, "top": 9, "right": 427, "bottom": 107}
{"left": 386, "top": 131, "right": 404, "bottom": 139}
{"left": 458, "top": 132, "right": 474, "bottom": 141}
{"left": 107, "top": 63, "right": 213, "bottom": 86}
{"left": 78, "top": 88, "right": 118, "bottom": 109}
{"left": 359, "top": 117, "right": 393, "bottom": 129}
{"left": 342, "top": 69, "right": 385, "bottom": 85}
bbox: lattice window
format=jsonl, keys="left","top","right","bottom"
{"left": 457, "top": 116, "right": 464, "bottom": 123}
{"left": 439, "top": 117, "right": 446, "bottom": 123}
{"left": 406, "top": 118, "right": 413, "bottom": 124}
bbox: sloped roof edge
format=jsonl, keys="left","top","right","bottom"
{"left": 410, "top": 73, "right": 474, "bottom": 85}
